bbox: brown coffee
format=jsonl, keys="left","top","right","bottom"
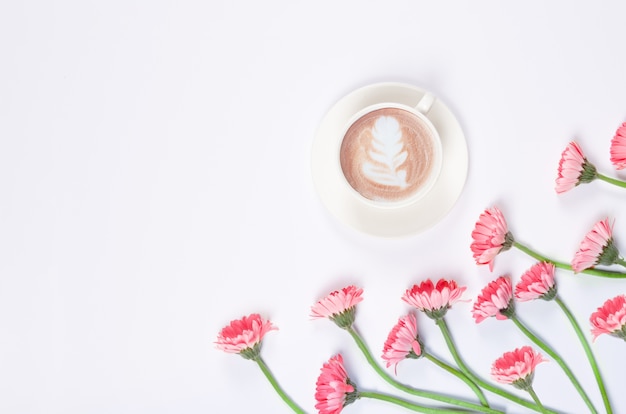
{"left": 340, "top": 107, "right": 437, "bottom": 203}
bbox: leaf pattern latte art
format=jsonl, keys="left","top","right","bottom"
{"left": 361, "top": 116, "right": 409, "bottom": 188}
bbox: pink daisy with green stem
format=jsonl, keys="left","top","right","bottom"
{"left": 572, "top": 218, "right": 626, "bottom": 273}
{"left": 312, "top": 286, "right": 503, "bottom": 413}
{"left": 216, "top": 314, "right": 305, "bottom": 413}
{"left": 381, "top": 313, "right": 489, "bottom": 406}
{"left": 315, "top": 354, "right": 358, "bottom": 414}
{"left": 555, "top": 141, "right": 626, "bottom": 193}
{"left": 472, "top": 276, "right": 515, "bottom": 323}
{"left": 381, "top": 313, "right": 424, "bottom": 370}
{"left": 491, "top": 347, "right": 548, "bottom": 412}
{"left": 610, "top": 122, "right": 626, "bottom": 170}
{"left": 310, "top": 285, "right": 363, "bottom": 329}
{"left": 314, "top": 354, "right": 463, "bottom": 414}
{"left": 470, "top": 206, "right": 626, "bottom": 278}
{"left": 515, "top": 263, "right": 613, "bottom": 413}
{"left": 472, "top": 276, "right": 599, "bottom": 413}
{"left": 590, "top": 294, "right": 626, "bottom": 342}
{"left": 401, "top": 278, "right": 467, "bottom": 320}
{"left": 215, "top": 313, "right": 277, "bottom": 359}
{"left": 515, "top": 262, "right": 557, "bottom": 302}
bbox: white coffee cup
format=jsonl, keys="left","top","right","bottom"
{"left": 338, "top": 93, "right": 443, "bottom": 209}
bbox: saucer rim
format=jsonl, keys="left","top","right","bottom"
{"left": 311, "top": 82, "right": 468, "bottom": 238}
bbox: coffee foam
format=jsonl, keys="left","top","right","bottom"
{"left": 340, "top": 107, "right": 436, "bottom": 203}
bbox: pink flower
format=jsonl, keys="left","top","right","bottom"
{"left": 402, "top": 279, "right": 467, "bottom": 319}
{"left": 315, "top": 354, "right": 358, "bottom": 414}
{"left": 572, "top": 218, "right": 620, "bottom": 273}
{"left": 491, "top": 346, "right": 547, "bottom": 390}
{"left": 471, "top": 207, "right": 513, "bottom": 271}
{"left": 472, "top": 276, "right": 515, "bottom": 323}
{"left": 381, "top": 313, "right": 423, "bottom": 372}
{"left": 311, "top": 285, "right": 364, "bottom": 329}
{"left": 514, "top": 262, "right": 557, "bottom": 302}
{"left": 590, "top": 295, "right": 626, "bottom": 341}
{"left": 215, "top": 313, "right": 277, "bottom": 359}
{"left": 610, "top": 122, "right": 626, "bottom": 170}
{"left": 556, "top": 142, "right": 587, "bottom": 193}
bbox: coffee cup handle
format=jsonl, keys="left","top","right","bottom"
{"left": 415, "top": 92, "right": 436, "bottom": 115}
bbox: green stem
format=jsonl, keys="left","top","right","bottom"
{"left": 345, "top": 326, "right": 503, "bottom": 414}
{"left": 255, "top": 357, "right": 306, "bottom": 414}
{"left": 555, "top": 296, "right": 612, "bottom": 414}
{"left": 513, "top": 241, "right": 626, "bottom": 278}
{"left": 597, "top": 172, "right": 626, "bottom": 188}
{"left": 527, "top": 386, "right": 549, "bottom": 414}
{"left": 424, "top": 352, "right": 489, "bottom": 407}
{"left": 511, "top": 315, "right": 598, "bottom": 414}
{"left": 359, "top": 391, "right": 464, "bottom": 413}
{"left": 436, "top": 318, "right": 558, "bottom": 414}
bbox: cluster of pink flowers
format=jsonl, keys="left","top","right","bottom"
{"left": 215, "top": 265, "right": 626, "bottom": 413}
{"left": 310, "top": 282, "right": 547, "bottom": 411}
{"left": 471, "top": 206, "right": 625, "bottom": 276}
{"left": 215, "top": 273, "right": 626, "bottom": 413}
{"left": 470, "top": 208, "right": 626, "bottom": 340}
{"left": 555, "top": 122, "right": 626, "bottom": 193}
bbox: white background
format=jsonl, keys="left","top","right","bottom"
{"left": 2, "top": 1, "right": 626, "bottom": 413}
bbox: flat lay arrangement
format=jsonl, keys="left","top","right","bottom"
{"left": 6, "top": 3, "right": 626, "bottom": 414}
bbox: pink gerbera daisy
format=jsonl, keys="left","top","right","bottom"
{"left": 555, "top": 141, "right": 597, "bottom": 194}
{"left": 491, "top": 346, "right": 547, "bottom": 391}
{"left": 401, "top": 279, "right": 467, "bottom": 320}
{"left": 515, "top": 262, "right": 557, "bottom": 302}
{"left": 471, "top": 207, "right": 513, "bottom": 271}
{"left": 311, "top": 285, "right": 364, "bottom": 329}
{"left": 215, "top": 313, "right": 278, "bottom": 360}
{"left": 315, "top": 354, "right": 358, "bottom": 414}
{"left": 610, "top": 122, "right": 626, "bottom": 170}
{"left": 590, "top": 295, "right": 626, "bottom": 341}
{"left": 472, "top": 276, "right": 515, "bottom": 323}
{"left": 381, "top": 313, "right": 424, "bottom": 373}
{"left": 572, "top": 218, "right": 621, "bottom": 273}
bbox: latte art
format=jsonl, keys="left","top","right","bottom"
{"left": 340, "top": 107, "right": 437, "bottom": 203}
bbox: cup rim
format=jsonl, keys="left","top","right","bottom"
{"left": 337, "top": 102, "right": 443, "bottom": 210}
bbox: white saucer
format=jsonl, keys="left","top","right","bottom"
{"left": 311, "top": 82, "right": 468, "bottom": 238}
